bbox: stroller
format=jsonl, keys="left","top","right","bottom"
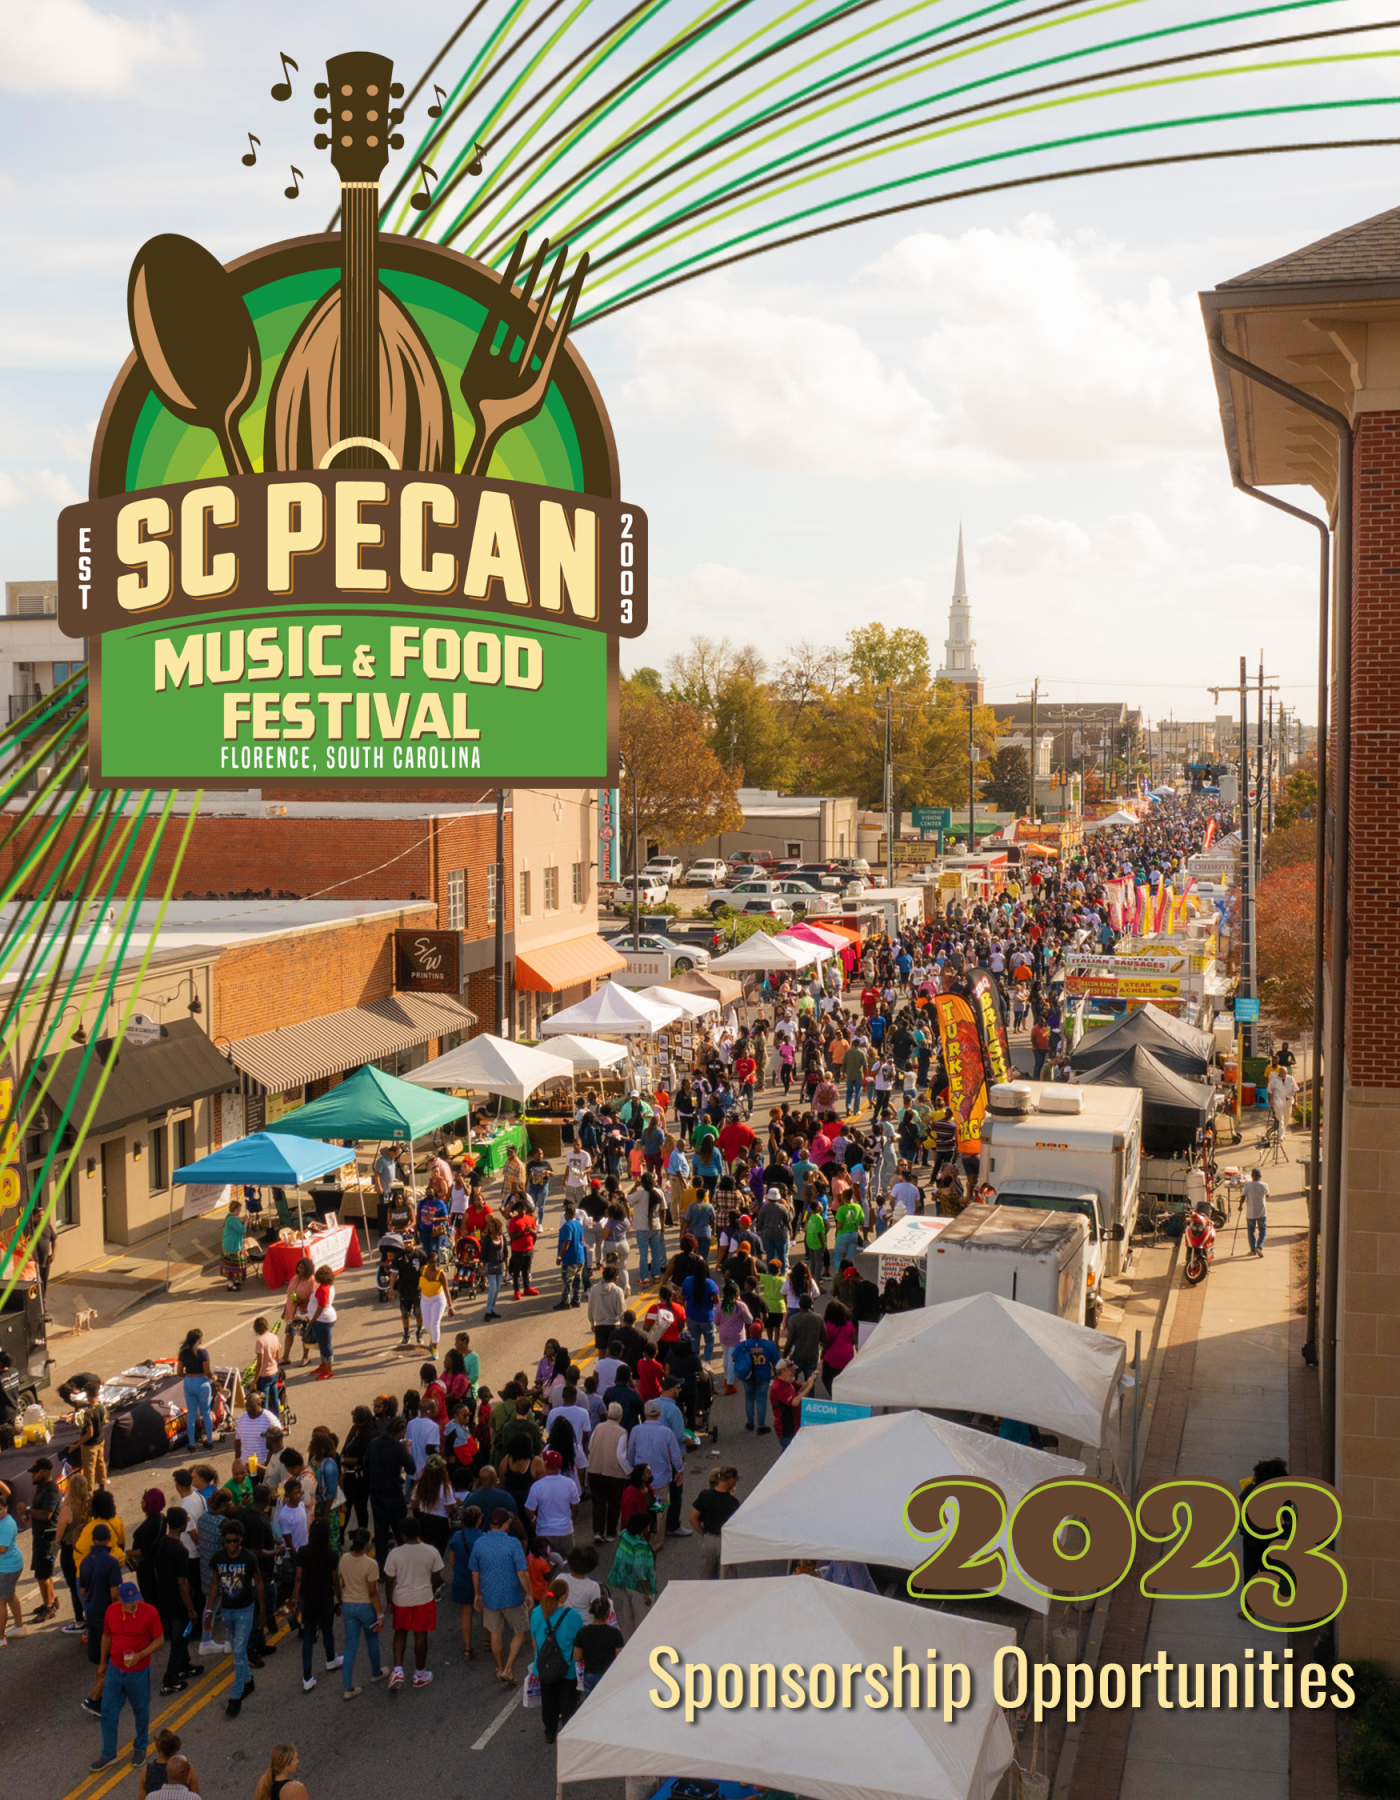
{"left": 451, "top": 1232, "right": 484, "bottom": 1299}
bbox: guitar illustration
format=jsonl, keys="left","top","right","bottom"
{"left": 122, "top": 48, "right": 590, "bottom": 484}
{"left": 267, "top": 49, "right": 451, "bottom": 474}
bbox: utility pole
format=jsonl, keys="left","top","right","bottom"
{"left": 967, "top": 687, "right": 976, "bottom": 851}
{"left": 1017, "top": 679, "right": 1041, "bottom": 820}
{"left": 1208, "top": 663, "right": 1255, "bottom": 1055}
{"left": 884, "top": 685, "right": 895, "bottom": 886}
{"left": 1267, "top": 694, "right": 1276, "bottom": 834}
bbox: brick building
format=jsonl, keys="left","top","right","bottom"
{"left": 1203, "top": 207, "right": 1400, "bottom": 1663}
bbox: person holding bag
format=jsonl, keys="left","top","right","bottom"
{"left": 529, "top": 1576, "right": 584, "bottom": 1745}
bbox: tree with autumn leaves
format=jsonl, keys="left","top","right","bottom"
{"left": 1256, "top": 861, "right": 1316, "bottom": 1032}
{"left": 618, "top": 679, "right": 744, "bottom": 870}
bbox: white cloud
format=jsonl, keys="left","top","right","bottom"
{"left": 0, "top": 311, "right": 130, "bottom": 370}
{"left": 619, "top": 217, "right": 1220, "bottom": 482}
{"left": 0, "top": 1, "right": 195, "bottom": 96}
{"left": 869, "top": 216, "right": 1218, "bottom": 467}
{"left": 0, "top": 468, "right": 81, "bottom": 507}
{"left": 621, "top": 297, "right": 1013, "bottom": 482}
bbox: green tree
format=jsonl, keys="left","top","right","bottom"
{"left": 710, "top": 674, "right": 795, "bottom": 789}
{"left": 801, "top": 677, "right": 997, "bottom": 813}
{"left": 620, "top": 679, "right": 743, "bottom": 866}
{"left": 664, "top": 636, "right": 762, "bottom": 710}
{"left": 980, "top": 745, "right": 1030, "bottom": 813}
{"left": 1275, "top": 755, "right": 1317, "bottom": 829}
{"left": 628, "top": 665, "right": 665, "bottom": 695}
{"left": 846, "top": 623, "right": 930, "bottom": 689}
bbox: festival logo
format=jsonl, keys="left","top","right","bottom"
{"left": 56, "top": 49, "right": 646, "bottom": 790}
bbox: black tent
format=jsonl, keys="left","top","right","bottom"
{"left": 1071, "top": 1003, "right": 1212, "bottom": 1080}
{"left": 1075, "top": 1044, "right": 1214, "bottom": 1154}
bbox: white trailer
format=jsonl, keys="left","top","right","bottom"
{"left": 923, "top": 1203, "right": 1091, "bottom": 1325}
{"left": 977, "top": 1081, "right": 1143, "bottom": 1325}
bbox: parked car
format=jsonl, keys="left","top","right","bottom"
{"left": 774, "top": 859, "right": 804, "bottom": 874}
{"left": 795, "top": 864, "right": 845, "bottom": 891}
{"left": 683, "top": 858, "right": 728, "bottom": 886}
{"left": 732, "top": 898, "right": 796, "bottom": 922}
{"left": 706, "top": 877, "right": 819, "bottom": 915}
{"left": 643, "top": 856, "right": 684, "bottom": 882}
{"left": 723, "top": 863, "right": 762, "bottom": 884}
{"left": 610, "top": 875, "right": 669, "bottom": 907}
{"left": 724, "top": 848, "right": 775, "bottom": 867}
{"left": 605, "top": 930, "right": 711, "bottom": 984}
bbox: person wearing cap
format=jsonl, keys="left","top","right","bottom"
{"left": 525, "top": 1449, "right": 581, "bottom": 1556}
{"left": 211, "top": 1519, "right": 265, "bottom": 1717}
{"left": 26, "top": 1455, "right": 61, "bottom": 1621}
{"left": 88, "top": 1578, "right": 163, "bottom": 1773}
{"left": 79, "top": 1522, "right": 123, "bottom": 1704}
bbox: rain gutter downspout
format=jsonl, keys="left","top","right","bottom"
{"left": 1207, "top": 333, "right": 1351, "bottom": 1480}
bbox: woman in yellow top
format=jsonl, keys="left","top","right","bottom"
{"left": 74, "top": 1487, "right": 125, "bottom": 1560}
{"left": 416, "top": 1254, "right": 455, "bottom": 1356}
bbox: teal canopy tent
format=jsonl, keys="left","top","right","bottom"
{"left": 270, "top": 1064, "right": 465, "bottom": 1141}
{"left": 173, "top": 1132, "right": 353, "bottom": 1186}
{"left": 270, "top": 1065, "right": 469, "bottom": 1238}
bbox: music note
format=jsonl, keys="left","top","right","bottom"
{"left": 240, "top": 133, "right": 260, "bottom": 168}
{"left": 409, "top": 162, "right": 439, "bottom": 212}
{"left": 284, "top": 165, "right": 304, "bottom": 200}
{"left": 270, "top": 51, "right": 298, "bottom": 102}
{"left": 427, "top": 85, "right": 447, "bottom": 120}
{"left": 468, "top": 142, "right": 486, "bottom": 178}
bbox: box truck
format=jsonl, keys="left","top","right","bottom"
{"left": 924, "top": 1204, "right": 1090, "bottom": 1325}
{"left": 977, "top": 1081, "right": 1143, "bottom": 1326}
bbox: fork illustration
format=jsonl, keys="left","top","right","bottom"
{"left": 461, "top": 232, "right": 589, "bottom": 477}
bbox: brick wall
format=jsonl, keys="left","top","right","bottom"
{"left": 1337, "top": 411, "right": 1400, "bottom": 1664}
{"left": 0, "top": 810, "right": 511, "bottom": 931}
{"left": 1350, "top": 412, "right": 1400, "bottom": 1084}
{"left": 212, "top": 904, "right": 435, "bottom": 1040}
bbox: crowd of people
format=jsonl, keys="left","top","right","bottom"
{"left": 0, "top": 797, "right": 1246, "bottom": 1783}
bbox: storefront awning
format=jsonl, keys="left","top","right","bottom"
{"left": 36, "top": 1018, "right": 237, "bottom": 1138}
{"left": 226, "top": 992, "right": 476, "bottom": 1093}
{"left": 516, "top": 933, "right": 627, "bottom": 993}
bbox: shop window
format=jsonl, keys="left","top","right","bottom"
{"left": 174, "top": 1117, "right": 190, "bottom": 1172}
{"left": 519, "top": 870, "right": 531, "bottom": 917}
{"left": 516, "top": 992, "right": 533, "bottom": 1036}
{"left": 48, "top": 1168, "right": 74, "bottom": 1227}
{"left": 543, "top": 866, "right": 559, "bottom": 912}
{"left": 447, "top": 867, "right": 465, "bottom": 930}
{"left": 487, "top": 867, "right": 498, "bottom": 925}
{"left": 146, "top": 1124, "right": 167, "bottom": 1190}
{"left": 571, "top": 861, "right": 587, "bottom": 904}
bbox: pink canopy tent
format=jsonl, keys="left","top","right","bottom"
{"left": 786, "top": 919, "right": 859, "bottom": 971}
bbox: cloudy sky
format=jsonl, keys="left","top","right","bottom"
{"left": 3, "top": 0, "right": 1398, "bottom": 733}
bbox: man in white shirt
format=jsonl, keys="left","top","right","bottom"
{"left": 524, "top": 1450, "right": 581, "bottom": 1553}
{"left": 275, "top": 1481, "right": 310, "bottom": 1554}
{"left": 1266, "top": 1065, "right": 1298, "bottom": 1133}
{"left": 889, "top": 1175, "right": 922, "bottom": 1220}
{"left": 1242, "top": 1169, "right": 1270, "bottom": 1257}
{"left": 546, "top": 1384, "right": 593, "bottom": 1453}
{"left": 405, "top": 1410, "right": 441, "bottom": 1477}
{"left": 233, "top": 1391, "right": 281, "bottom": 1469}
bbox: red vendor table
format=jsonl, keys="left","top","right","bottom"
{"left": 262, "top": 1222, "right": 363, "bottom": 1288}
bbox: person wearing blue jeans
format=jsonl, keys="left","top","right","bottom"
{"left": 735, "top": 1327, "right": 779, "bottom": 1436}
{"left": 178, "top": 1328, "right": 215, "bottom": 1451}
{"left": 338, "top": 1528, "right": 385, "bottom": 1695}
{"left": 91, "top": 1583, "right": 163, "bottom": 1773}
{"left": 210, "top": 1521, "right": 265, "bottom": 1718}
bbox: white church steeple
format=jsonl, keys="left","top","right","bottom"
{"left": 936, "top": 527, "right": 983, "bottom": 702}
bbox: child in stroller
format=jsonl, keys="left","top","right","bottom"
{"left": 452, "top": 1226, "right": 484, "bottom": 1298}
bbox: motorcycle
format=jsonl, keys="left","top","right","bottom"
{"left": 1183, "top": 1206, "right": 1217, "bottom": 1284}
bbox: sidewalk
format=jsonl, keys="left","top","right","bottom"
{"left": 1071, "top": 1128, "right": 1316, "bottom": 1800}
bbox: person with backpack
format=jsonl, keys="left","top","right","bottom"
{"left": 530, "top": 1576, "right": 584, "bottom": 1745}
{"left": 731, "top": 1320, "right": 780, "bottom": 1435}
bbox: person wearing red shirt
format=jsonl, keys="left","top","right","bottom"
{"left": 860, "top": 985, "right": 879, "bottom": 1018}
{"left": 717, "top": 1117, "right": 756, "bottom": 1165}
{"left": 732, "top": 1053, "right": 757, "bottom": 1119}
{"left": 465, "top": 1197, "right": 493, "bottom": 1239}
{"left": 91, "top": 1582, "right": 163, "bottom": 1773}
{"left": 635, "top": 1350, "right": 665, "bottom": 1402}
{"left": 507, "top": 1205, "right": 539, "bottom": 1300}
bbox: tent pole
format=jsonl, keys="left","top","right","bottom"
{"left": 165, "top": 1186, "right": 176, "bottom": 1292}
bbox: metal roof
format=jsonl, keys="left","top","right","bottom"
{"left": 226, "top": 991, "right": 476, "bottom": 1093}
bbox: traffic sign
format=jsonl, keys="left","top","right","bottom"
{"left": 1234, "top": 997, "right": 1260, "bottom": 1022}
{"left": 912, "top": 806, "right": 953, "bottom": 831}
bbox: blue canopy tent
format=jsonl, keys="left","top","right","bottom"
{"left": 170, "top": 1133, "right": 354, "bottom": 1288}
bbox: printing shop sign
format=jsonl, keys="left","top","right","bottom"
{"left": 56, "top": 48, "right": 645, "bottom": 790}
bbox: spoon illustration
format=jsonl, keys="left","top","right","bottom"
{"left": 127, "top": 234, "right": 261, "bottom": 477}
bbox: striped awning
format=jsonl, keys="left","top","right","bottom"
{"left": 227, "top": 991, "right": 476, "bottom": 1093}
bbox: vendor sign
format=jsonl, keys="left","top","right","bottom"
{"left": 934, "top": 993, "right": 987, "bottom": 1156}
{"left": 1067, "top": 975, "right": 1183, "bottom": 999}
{"left": 967, "top": 970, "right": 1013, "bottom": 1087}
{"left": 57, "top": 47, "right": 645, "bottom": 791}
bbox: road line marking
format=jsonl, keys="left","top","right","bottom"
{"left": 472, "top": 1689, "right": 520, "bottom": 1749}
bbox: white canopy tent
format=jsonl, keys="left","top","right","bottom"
{"left": 770, "top": 930, "right": 835, "bottom": 963}
{"left": 538, "top": 1033, "right": 629, "bottom": 1072}
{"left": 640, "top": 983, "right": 719, "bottom": 1019}
{"left": 708, "top": 932, "right": 822, "bottom": 973}
{"left": 557, "top": 1575, "right": 1015, "bottom": 1800}
{"left": 400, "top": 1033, "right": 572, "bottom": 1105}
{"left": 721, "top": 1409, "right": 1083, "bottom": 1614}
{"left": 1086, "top": 809, "right": 1140, "bottom": 829}
{"left": 830, "top": 1291, "right": 1126, "bottom": 1472}
{"left": 539, "top": 984, "right": 683, "bottom": 1036}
